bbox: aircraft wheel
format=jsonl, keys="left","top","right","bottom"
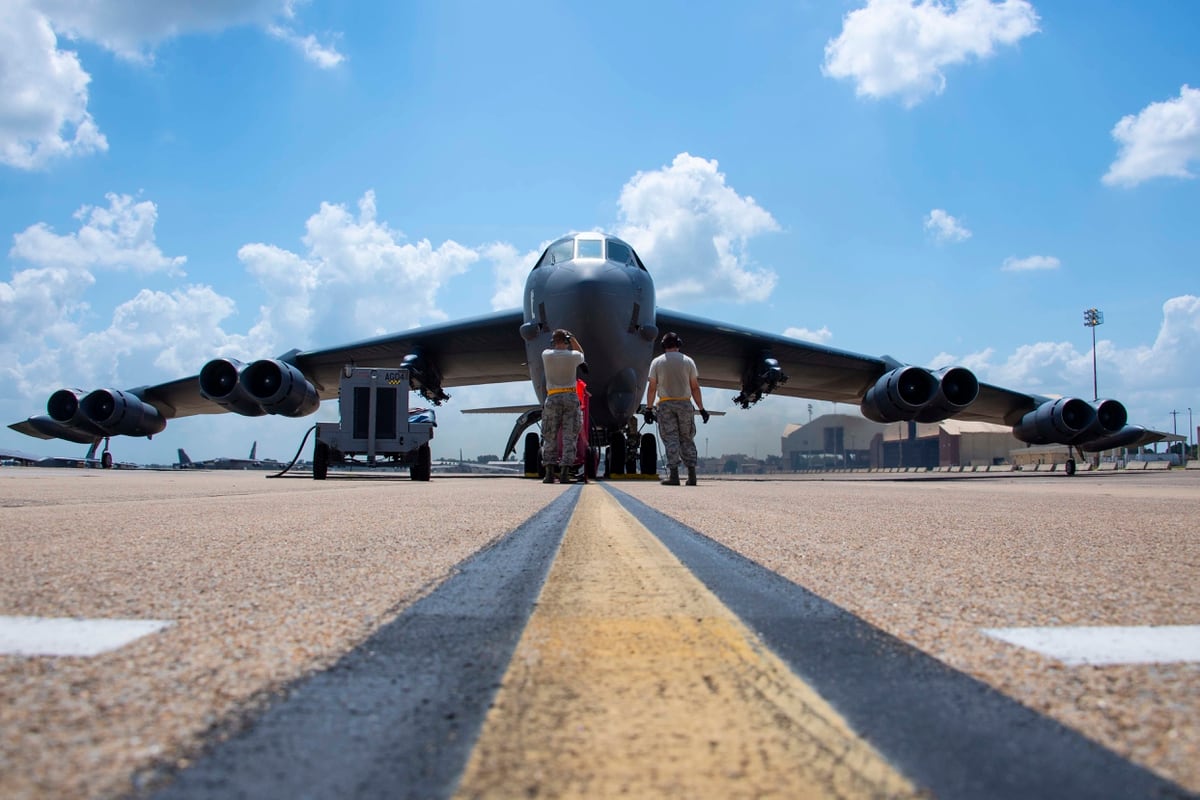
{"left": 609, "top": 435, "right": 626, "bottom": 478}
{"left": 1065, "top": 457, "right": 1076, "bottom": 476}
{"left": 412, "top": 443, "right": 432, "bottom": 481}
{"left": 101, "top": 451, "right": 113, "bottom": 469}
{"left": 639, "top": 433, "right": 657, "bottom": 475}
{"left": 523, "top": 431, "right": 541, "bottom": 479}
{"left": 313, "top": 441, "right": 329, "bottom": 480}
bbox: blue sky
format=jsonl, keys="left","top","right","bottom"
{"left": 2, "top": 0, "right": 1198, "bottom": 464}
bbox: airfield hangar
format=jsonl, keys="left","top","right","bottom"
{"left": 780, "top": 413, "right": 1033, "bottom": 470}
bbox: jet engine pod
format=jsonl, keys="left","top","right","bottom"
{"left": 860, "top": 366, "right": 939, "bottom": 423}
{"left": 80, "top": 389, "right": 167, "bottom": 437}
{"left": 1066, "top": 399, "right": 1130, "bottom": 447}
{"left": 914, "top": 366, "right": 980, "bottom": 423}
{"left": 200, "top": 358, "right": 268, "bottom": 416}
{"left": 241, "top": 359, "right": 320, "bottom": 417}
{"left": 1088, "top": 398, "right": 1128, "bottom": 438}
{"left": 47, "top": 388, "right": 107, "bottom": 436}
{"left": 1012, "top": 397, "right": 1096, "bottom": 445}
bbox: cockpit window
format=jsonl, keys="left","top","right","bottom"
{"left": 542, "top": 239, "right": 578, "bottom": 267}
{"left": 607, "top": 240, "right": 632, "bottom": 265}
{"left": 576, "top": 238, "right": 603, "bottom": 259}
{"left": 534, "top": 235, "right": 648, "bottom": 271}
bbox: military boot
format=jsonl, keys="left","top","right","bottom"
{"left": 559, "top": 464, "right": 575, "bottom": 484}
{"left": 542, "top": 466, "right": 556, "bottom": 484}
{"left": 661, "top": 466, "right": 680, "bottom": 486}
{"left": 686, "top": 466, "right": 697, "bottom": 486}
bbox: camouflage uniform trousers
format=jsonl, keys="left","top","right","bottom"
{"left": 657, "top": 400, "right": 697, "bottom": 468}
{"left": 541, "top": 392, "right": 581, "bottom": 467}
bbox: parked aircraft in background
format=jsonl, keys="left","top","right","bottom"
{"left": 0, "top": 442, "right": 137, "bottom": 469}
{"left": 9, "top": 232, "right": 1172, "bottom": 477}
{"left": 176, "top": 442, "right": 280, "bottom": 470}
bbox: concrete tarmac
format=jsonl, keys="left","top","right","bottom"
{"left": 1, "top": 467, "right": 1197, "bottom": 798}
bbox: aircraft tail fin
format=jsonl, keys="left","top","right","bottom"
{"left": 249, "top": 441, "right": 257, "bottom": 460}
{"left": 178, "top": 448, "right": 192, "bottom": 466}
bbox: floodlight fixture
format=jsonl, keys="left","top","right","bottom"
{"left": 1083, "top": 308, "right": 1104, "bottom": 400}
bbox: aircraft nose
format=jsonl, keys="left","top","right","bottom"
{"left": 546, "top": 259, "right": 627, "bottom": 292}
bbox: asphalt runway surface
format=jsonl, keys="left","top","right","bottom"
{"left": 2, "top": 467, "right": 1198, "bottom": 798}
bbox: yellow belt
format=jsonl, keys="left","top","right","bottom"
{"left": 658, "top": 396, "right": 690, "bottom": 402}
{"left": 547, "top": 387, "right": 576, "bottom": 396}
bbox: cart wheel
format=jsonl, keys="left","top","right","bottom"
{"left": 523, "top": 431, "right": 541, "bottom": 478}
{"left": 639, "top": 433, "right": 657, "bottom": 475}
{"left": 412, "top": 443, "right": 432, "bottom": 481}
{"left": 313, "top": 441, "right": 329, "bottom": 480}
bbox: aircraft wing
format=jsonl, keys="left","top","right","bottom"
{"left": 655, "top": 309, "right": 1174, "bottom": 450}
{"left": 291, "top": 310, "right": 528, "bottom": 395}
{"left": 10, "top": 310, "right": 528, "bottom": 442}
{"left": 656, "top": 309, "right": 888, "bottom": 405}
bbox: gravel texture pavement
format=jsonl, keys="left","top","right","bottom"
{"left": 1, "top": 469, "right": 559, "bottom": 799}
{"left": 619, "top": 470, "right": 1200, "bottom": 794}
{"left": 2, "top": 467, "right": 1197, "bottom": 797}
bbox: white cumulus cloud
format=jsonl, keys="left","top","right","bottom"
{"left": 0, "top": 0, "right": 343, "bottom": 170}
{"left": 10, "top": 193, "right": 187, "bottom": 275}
{"left": 486, "top": 241, "right": 543, "bottom": 311}
{"left": 822, "top": 0, "right": 1040, "bottom": 107}
{"left": 929, "top": 295, "right": 1200, "bottom": 431}
{"left": 1001, "top": 254, "right": 1059, "bottom": 272}
{"left": 615, "top": 153, "right": 780, "bottom": 305}
{"left": 1103, "top": 85, "right": 1200, "bottom": 188}
{"left": 266, "top": 23, "right": 345, "bottom": 68}
{"left": 238, "top": 190, "right": 479, "bottom": 349}
{"left": 784, "top": 326, "right": 834, "bottom": 345}
{"left": 925, "top": 208, "right": 972, "bottom": 242}
{"left": 0, "top": 196, "right": 224, "bottom": 397}
{"left": 0, "top": 0, "right": 107, "bottom": 169}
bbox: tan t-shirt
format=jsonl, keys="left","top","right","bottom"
{"left": 649, "top": 351, "right": 698, "bottom": 400}
{"left": 543, "top": 349, "right": 584, "bottom": 391}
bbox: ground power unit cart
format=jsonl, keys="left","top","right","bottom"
{"left": 312, "top": 366, "right": 434, "bottom": 480}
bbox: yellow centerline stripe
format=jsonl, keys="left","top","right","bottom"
{"left": 454, "top": 486, "right": 919, "bottom": 799}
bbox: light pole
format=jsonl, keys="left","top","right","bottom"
{"left": 1170, "top": 410, "right": 1180, "bottom": 460}
{"left": 1083, "top": 308, "right": 1104, "bottom": 400}
{"left": 1189, "top": 407, "right": 1194, "bottom": 458}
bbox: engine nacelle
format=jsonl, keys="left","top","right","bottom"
{"left": 200, "top": 358, "right": 268, "bottom": 416}
{"left": 1080, "top": 398, "right": 1128, "bottom": 440}
{"left": 240, "top": 359, "right": 320, "bottom": 417}
{"left": 860, "top": 366, "right": 939, "bottom": 423}
{"left": 79, "top": 389, "right": 167, "bottom": 437}
{"left": 1012, "top": 397, "right": 1096, "bottom": 445}
{"left": 1061, "top": 399, "right": 1130, "bottom": 449}
{"left": 1078, "top": 423, "right": 1144, "bottom": 452}
{"left": 733, "top": 354, "right": 789, "bottom": 409}
{"left": 914, "top": 366, "right": 980, "bottom": 423}
{"left": 47, "top": 388, "right": 108, "bottom": 436}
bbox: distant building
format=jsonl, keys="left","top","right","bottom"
{"left": 782, "top": 413, "right": 1023, "bottom": 470}
{"left": 781, "top": 413, "right": 882, "bottom": 470}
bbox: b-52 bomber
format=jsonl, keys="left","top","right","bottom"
{"left": 9, "top": 231, "right": 1168, "bottom": 475}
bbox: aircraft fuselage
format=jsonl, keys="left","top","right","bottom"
{"left": 520, "top": 233, "right": 659, "bottom": 430}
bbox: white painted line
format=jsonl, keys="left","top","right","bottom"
{"left": 982, "top": 625, "right": 1200, "bottom": 666}
{"left": 0, "top": 616, "right": 173, "bottom": 657}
